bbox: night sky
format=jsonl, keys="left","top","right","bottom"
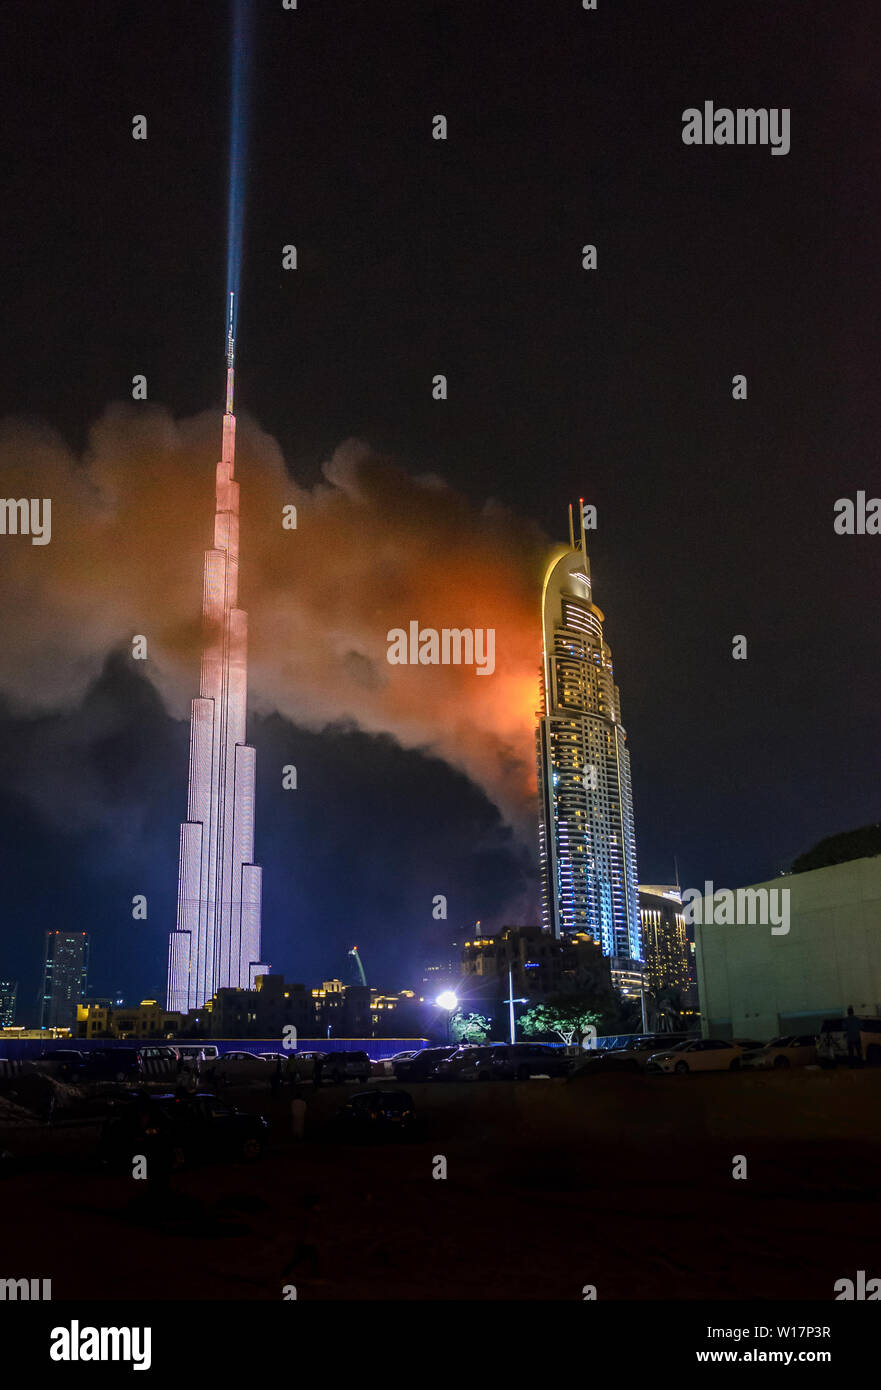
{"left": 1, "top": 0, "right": 879, "bottom": 1020}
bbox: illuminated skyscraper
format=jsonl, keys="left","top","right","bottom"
{"left": 167, "top": 295, "right": 266, "bottom": 1011}
{"left": 536, "top": 504, "right": 641, "bottom": 960}
{"left": 0, "top": 979, "right": 18, "bottom": 1028}
{"left": 639, "top": 885, "right": 691, "bottom": 997}
{"left": 40, "top": 933, "right": 88, "bottom": 1031}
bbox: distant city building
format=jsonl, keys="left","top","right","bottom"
{"left": 609, "top": 956, "right": 645, "bottom": 1001}
{"left": 310, "top": 979, "right": 414, "bottom": 1038}
{"left": 462, "top": 925, "right": 612, "bottom": 1003}
{"left": 95, "top": 975, "right": 425, "bottom": 1041}
{"left": 76, "top": 1004, "right": 113, "bottom": 1039}
{"left": 78, "top": 999, "right": 181, "bottom": 1040}
{"left": 683, "top": 921, "right": 698, "bottom": 994}
{"left": 310, "top": 978, "right": 346, "bottom": 1036}
{"left": 249, "top": 974, "right": 313, "bottom": 1038}
{"left": 0, "top": 980, "right": 17, "bottom": 1028}
{"left": 421, "top": 937, "right": 462, "bottom": 994}
{"left": 639, "top": 885, "right": 691, "bottom": 998}
{"left": 536, "top": 504, "right": 641, "bottom": 963}
{"left": 40, "top": 932, "right": 89, "bottom": 1031}
{"left": 369, "top": 989, "right": 415, "bottom": 1031}
{"left": 0, "top": 1028, "right": 69, "bottom": 1040}
{"left": 695, "top": 856, "right": 881, "bottom": 1040}
{"left": 76, "top": 975, "right": 427, "bottom": 1044}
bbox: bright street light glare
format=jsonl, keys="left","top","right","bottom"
{"left": 436, "top": 991, "right": 458, "bottom": 1011}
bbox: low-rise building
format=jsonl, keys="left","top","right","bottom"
{"left": 74, "top": 975, "right": 432, "bottom": 1043}
{"left": 77, "top": 999, "right": 182, "bottom": 1040}
{"left": 695, "top": 854, "right": 881, "bottom": 1040}
{"left": 462, "top": 925, "right": 612, "bottom": 1004}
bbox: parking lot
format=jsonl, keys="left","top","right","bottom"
{"left": 1, "top": 1060, "right": 879, "bottom": 1300}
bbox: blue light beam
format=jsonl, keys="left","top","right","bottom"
{"left": 226, "top": 0, "right": 254, "bottom": 349}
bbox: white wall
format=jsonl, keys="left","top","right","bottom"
{"left": 695, "top": 856, "right": 881, "bottom": 1039}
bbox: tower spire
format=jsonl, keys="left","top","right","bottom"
{"left": 225, "top": 291, "right": 235, "bottom": 414}
{"left": 226, "top": 291, "right": 235, "bottom": 368}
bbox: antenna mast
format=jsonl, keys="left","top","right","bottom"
{"left": 225, "top": 291, "right": 236, "bottom": 414}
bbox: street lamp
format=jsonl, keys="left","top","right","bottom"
{"left": 435, "top": 991, "right": 458, "bottom": 1043}
{"left": 502, "top": 931, "right": 528, "bottom": 1043}
{"left": 501, "top": 988, "right": 528, "bottom": 1044}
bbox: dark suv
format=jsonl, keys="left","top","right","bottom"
{"left": 324, "top": 1051, "right": 371, "bottom": 1084}
{"left": 331, "top": 1089, "right": 416, "bottom": 1140}
{"left": 35, "top": 1049, "right": 86, "bottom": 1081}
{"left": 489, "top": 1043, "right": 571, "bottom": 1081}
{"left": 394, "top": 1046, "right": 457, "bottom": 1081}
{"left": 82, "top": 1048, "right": 142, "bottom": 1082}
{"left": 99, "top": 1091, "right": 268, "bottom": 1169}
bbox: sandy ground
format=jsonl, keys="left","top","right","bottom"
{"left": 1, "top": 1067, "right": 879, "bottom": 1301}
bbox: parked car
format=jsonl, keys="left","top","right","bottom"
{"left": 172, "top": 1044, "right": 218, "bottom": 1075}
{"left": 649, "top": 1038, "right": 750, "bottom": 1073}
{"left": 371, "top": 1049, "right": 419, "bottom": 1077}
{"left": 99, "top": 1090, "right": 268, "bottom": 1169}
{"left": 286, "top": 1050, "right": 327, "bottom": 1082}
{"left": 569, "top": 1049, "right": 637, "bottom": 1080}
{"left": 138, "top": 1045, "right": 179, "bottom": 1078}
{"left": 488, "top": 1043, "right": 571, "bottom": 1081}
{"left": 82, "top": 1048, "right": 143, "bottom": 1082}
{"left": 323, "top": 1051, "right": 371, "bottom": 1084}
{"left": 741, "top": 1035, "right": 817, "bottom": 1069}
{"left": 598, "top": 1037, "right": 681, "bottom": 1071}
{"left": 433, "top": 1045, "right": 499, "bottom": 1081}
{"left": 393, "top": 1046, "right": 457, "bottom": 1081}
{"left": 817, "top": 1016, "right": 881, "bottom": 1067}
{"left": 330, "top": 1089, "right": 416, "bottom": 1140}
{"left": 205, "top": 1050, "right": 270, "bottom": 1085}
{"left": 568, "top": 1038, "right": 670, "bottom": 1078}
{"left": 33, "top": 1049, "right": 87, "bottom": 1081}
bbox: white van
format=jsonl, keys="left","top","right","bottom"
{"left": 817, "top": 1017, "right": 881, "bottom": 1066}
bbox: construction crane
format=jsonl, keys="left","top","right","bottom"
{"left": 348, "top": 945, "right": 367, "bottom": 987}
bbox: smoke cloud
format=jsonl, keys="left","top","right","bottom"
{"left": 0, "top": 404, "right": 552, "bottom": 843}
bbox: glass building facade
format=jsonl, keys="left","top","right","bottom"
{"left": 639, "top": 885, "right": 691, "bottom": 997}
{"left": 536, "top": 511, "right": 641, "bottom": 961}
{"left": 0, "top": 979, "right": 18, "bottom": 1028}
{"left": 167, "top": 325, "right": 265, "bottom": 1011}
{"left": 40, "top": 933, "right": 89, "bottom": 1031}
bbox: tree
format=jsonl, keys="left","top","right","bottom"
{"left": 450, "top": 1010, "right": 490, "bottom": 1043}
{"left": 606, "top": 992, "right": 643, "bottom": 1036}
{"left": 519, "top": 994, "right": 602, "bottom": 1049}
{"left": 651, "top": 988, "right": 689, "bottom": 1033}
{"left": 792, "top": 823, "right": 881, "bottom": 874}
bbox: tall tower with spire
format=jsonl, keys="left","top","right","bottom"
{"left": 536, "top": 503, "right": 641, "bottom": 963}
{"left": 167, "top": 294, "right": 265, "bottom": 1011}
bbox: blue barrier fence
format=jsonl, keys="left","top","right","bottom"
{"left": 0, "top": 1031, "right": 693, "bottom": 1063}
{"left": 0, "top": 1037, "right": 432, "bottom": 1063}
